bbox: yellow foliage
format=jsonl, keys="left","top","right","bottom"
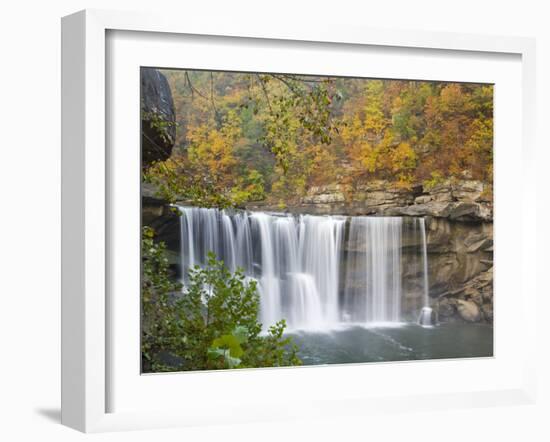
{"left": 187, "top": 112, "right": 241, "bottom": 181}
{"left": 390, "top": 142, "right": 417, "bottom": 173}
{"left": 394, "top": 173, "right": 415, "bottom": 191}
{"left": 158, "top": 70, "right": 494, "bottom": 204}
{"left": 364, "top": 80, "right": 387, "bottom": 135}
{"left": 306, "top": 144, "right": 338, "bottom": 185}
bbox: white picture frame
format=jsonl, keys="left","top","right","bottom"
{"left": 61, "top": 9, "right": 537, "bottom": 433}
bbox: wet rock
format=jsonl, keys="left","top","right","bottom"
{"left": 438, "top": 297, "right": 457, "bottom": 318}
{"left": 482, "top": 289, "right": 493, "bottom": 303}
{"left": 481, "top": 303, "right": 493, "bottom": 322}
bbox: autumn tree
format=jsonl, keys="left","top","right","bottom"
{"left": 144, "top": 70, "right": 493, "bottom": 207}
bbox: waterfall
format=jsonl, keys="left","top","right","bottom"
{"left": 179, "top": 207, "right": 195, "bottom": 282}
{"left": 299, "top": 215, "right": 345, "bottom": 324}
{"left": 343, "top": 217, "right": 402, "bottom": 323}
{"left": 419, "top": 218, "right": 429, "bottom": 308}
{"left": 177, "top": 206, "right": 429, "bottom": 330}
{"left": 288, "top": 273, "right": 324, "bottom": 329}
{"left": 178, "top": 207, "right": 222, "bottom": 281}
{"left": 220, "top": 211, "right": 237, "bottom": 272}
{"left": 251, "top": 213, "right": 282, "bottom": 326}
{"left": 235, "top": 211, "right": 254, "bottom": 275}
{"left": 417, "top": 218, "right": 435, "bottom": 326}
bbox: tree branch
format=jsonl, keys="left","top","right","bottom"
{"left": 255, "top": 74, "right": 273, "bottom": 113}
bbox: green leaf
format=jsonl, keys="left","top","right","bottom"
{"left": 232, "top": 326, "right": 249, "bottom": 344}
{"left": 207, "top": 347, "right": 242, "bottom": 368}
{"left": 211, "top": 334, "right": 244, "bottom": 358}
{"left": 207, "top": 347, "right": 226, "bottom": 360}
{"left": 224, "top": 352, "right": 242, "bottom": 369}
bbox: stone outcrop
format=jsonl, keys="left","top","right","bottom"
{"left": 141, "top": 68, "right": 176, "bottom": 167}
{"left": 255, "top": 179, "right": 493, "bottom": 223}
{"left": 436, "top": 267, "right": 493, "bottom": 323}
{"left": 396, "top": 216, "right": 492, "bottom": 322}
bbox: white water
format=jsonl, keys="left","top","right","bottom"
{"left": 419, "top": 218, "right": 430, "bottom": 308}
{"left": 177, "top": 206, "right": 429, "bottom": 330}
{"left": 416, "top": 218, "right": 435, "bottom": 326}
{"left": 343, "top": 217, "right": 402, "bottom": 323}
{"left": 299, "top": 215, "right": 345, "bottom": 324}
{"left": 179, "top": 207, "right": 195, "bottom": 277}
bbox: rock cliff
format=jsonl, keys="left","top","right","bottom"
{"left": 141, "top": 68, "right": 176, "bottom": 167}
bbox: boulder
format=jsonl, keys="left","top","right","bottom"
{"left": 438, "top": 297, "right": 457, "bottom": 318}
{"left": 141, "top": 68, "right": 176, "bottom": 167}
{"left": 456, "top": 300, "right": 482, "bottom": 322}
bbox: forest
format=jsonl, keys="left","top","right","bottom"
{"left": 145, "top": 70, "right": 493, "bottom": 209}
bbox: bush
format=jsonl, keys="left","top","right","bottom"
{"left": 141, "top": 228, "right": 301, "bottom": 372}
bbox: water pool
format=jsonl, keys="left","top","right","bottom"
{"left": 288, "top": 322, "right": 493, "bottom": 365}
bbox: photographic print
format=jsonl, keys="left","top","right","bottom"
{"left": 141, "top": 68, "right": 493, "bottom": 373}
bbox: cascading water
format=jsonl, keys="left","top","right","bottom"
{"left": 179, "top": 207, "right": 195, "bottom": 280}
{"left": 343, "top": 217, "right": 403, "bottom": 324}
{"left": 177, "top": 206, "right": 430, "bottom": 330}
{"left": 417, "top": 218, "right": 435, "bottom": 326}
{"left": 251, "top": 213, "right": 282, "bottom": 326}
{"left": 299, "top": 215, "right": 345, "bottom": 325}
{"left": 179, "top": 207, "right": 222, "bottom": 282}
{"left": 235, "top": 211, "right": 254, "bottom": 275}
{"left": 221, "top": 212, "right": 237, "bottom": 272}
{"left": 419, "top": 218, "right": 429, "bottom": 308}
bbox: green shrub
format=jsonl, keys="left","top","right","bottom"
{"left": 141, "top": 228, "right": 301, "bottom": 372}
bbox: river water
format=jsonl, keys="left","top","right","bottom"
{"left": 289, "top": 322, "right": 493, "bottom": 365}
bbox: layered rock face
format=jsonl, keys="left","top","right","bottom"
{"left": 294, "top": 179, "right": 492, "bottom": 222}
{"left": 402, "top": 217, "right": 493, "bottom": 323}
